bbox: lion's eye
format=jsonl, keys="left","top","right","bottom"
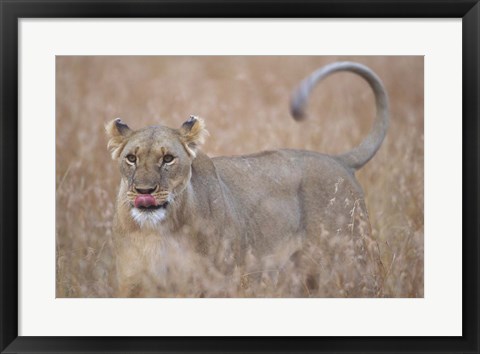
{"left": 126, "top": 154, "right": 136, "bottom": 164}
{"left": 163, "top": 154, "right": 174, "bottom": 164}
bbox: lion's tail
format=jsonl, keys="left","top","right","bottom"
{"left": 290, "top": 61, "right": 389, "bottom": 171}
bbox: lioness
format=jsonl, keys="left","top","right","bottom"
{"left": 106, "top": 62, "right": 388, "bottom": 297}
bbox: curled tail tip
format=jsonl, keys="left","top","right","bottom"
{"left": 290, "top": 91, "right": 308, "bottom": 121}
{"left": 290, "top": 106, "right": 307, "bottom": 121}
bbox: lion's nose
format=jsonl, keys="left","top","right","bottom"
{"left": 134, "top": 185, "right": 157, "bottom": 195}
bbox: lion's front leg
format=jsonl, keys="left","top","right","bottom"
{"left": 112, "top": 235, "right": 147, "bottom": 297}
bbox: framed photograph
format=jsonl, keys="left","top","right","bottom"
{"left": 1, "top": 0, "right": 478, "bottom": 353}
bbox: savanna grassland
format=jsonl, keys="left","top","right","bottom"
{"left": 56, "top": 56, "right": 423, "bottom": 297}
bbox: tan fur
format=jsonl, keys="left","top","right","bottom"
{"left": 105, "top": 118, "right": 133, "bottom": 159}
{"left": 107, "top": 62, "right": 388, "bottom": 297}
{"left": 179, "top": 115, "right": 209, "bottom": 157}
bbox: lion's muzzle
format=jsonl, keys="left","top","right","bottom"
{"left": 134, "top": 194, "right": 157, "bottom": 208}
{"left": 127, "top": 187, "right": 171, "bottom": 211}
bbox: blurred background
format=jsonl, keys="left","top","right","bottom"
{"left": 56, "top": 56, "right": 423, "bottom": 297}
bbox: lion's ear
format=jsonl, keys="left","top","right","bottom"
{"left": 179, "top": 116, "right": 208, "bottom": 157}
{"left": 105, "top": 118, "right": 133, "bottom": 159}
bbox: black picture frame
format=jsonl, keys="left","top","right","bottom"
{"left": 1, "top": 1, "right": 478, "bottom": 353}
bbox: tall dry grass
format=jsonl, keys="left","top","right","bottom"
{"left": 56, "top": 56, "right": 423, "bottom": 297}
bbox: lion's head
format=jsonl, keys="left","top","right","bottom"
{"left": 105, "top": 116, "right": 208, "bottom": 227}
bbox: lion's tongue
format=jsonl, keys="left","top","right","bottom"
{"left": 134, "top": 195, "right": 157, "bottom": 208}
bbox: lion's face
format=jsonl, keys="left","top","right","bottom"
{"left": 119, "top": 127, "right": 192, "bottom": 226}
{"left": 106, "top": 116, "right": 208, "bottom": 227}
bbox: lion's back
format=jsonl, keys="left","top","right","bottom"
{"left": 211, "top": 149, "right": 368, "bottom": 240}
